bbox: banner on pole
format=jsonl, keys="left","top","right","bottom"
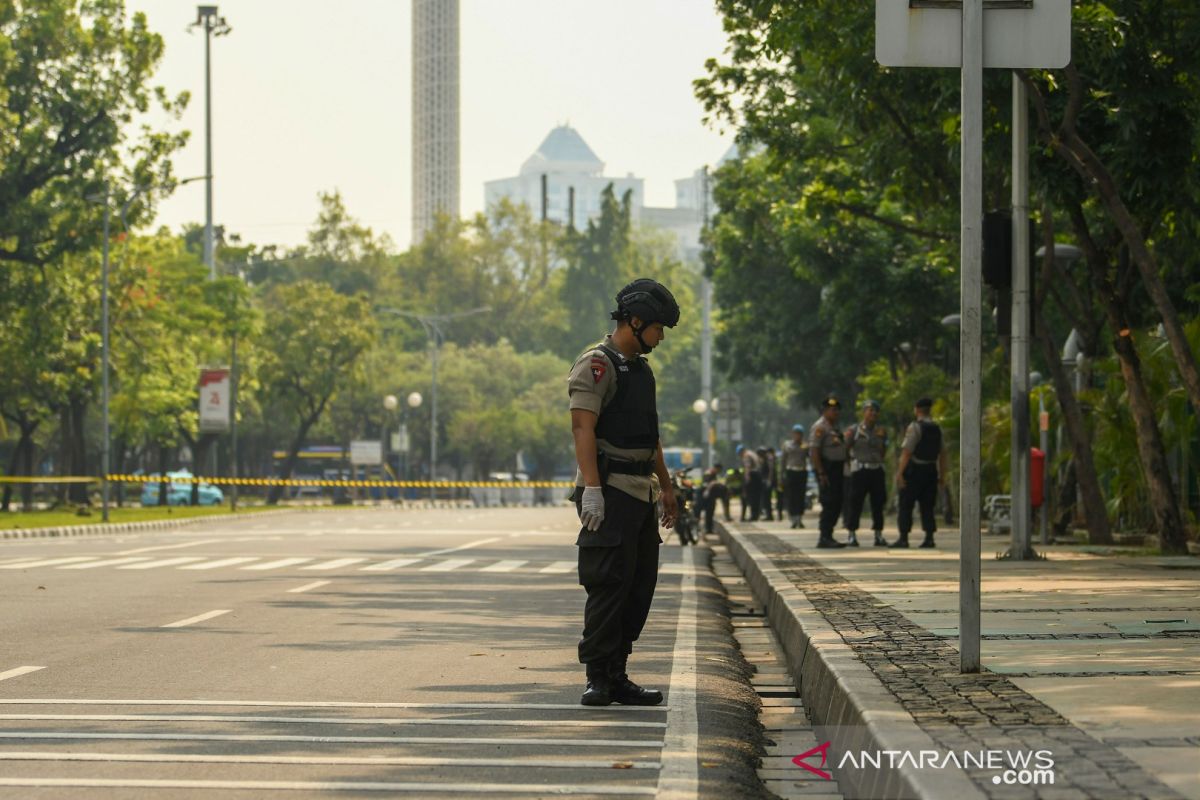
{"left": 198, "top": 368, "right": 231, "bottom": 433}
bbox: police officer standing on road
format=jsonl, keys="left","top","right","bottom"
{"left": 845, "top": 400, "right": 889, "bottom": 547}
{"left": 809, "top": 395, "right": 848, "bottom": 548}
{"left": 893, "top": 397, "right": 947, "bottom": 549}
{"left": 781, "top": 424, "right": 809, "bottom": 529}
{"left": 568, "top": 278, "right": 679, "bottom": 707}
{"left": 739, "top": 444, "right": 763, "bottom": 522}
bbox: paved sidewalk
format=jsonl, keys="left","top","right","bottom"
{"left": 721, "top": 517, "right": 1200, "bottom": 799}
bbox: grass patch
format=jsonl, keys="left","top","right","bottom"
{"left": 0, "top": 503, "right": 292, "bottom": 531}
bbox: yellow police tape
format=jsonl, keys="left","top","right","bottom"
{"left": 0, "top": 475, "right": 575, "bottom": 489}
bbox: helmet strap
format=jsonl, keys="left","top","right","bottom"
{"left": 630, "top": 318, "right": 652, "bottom": 354}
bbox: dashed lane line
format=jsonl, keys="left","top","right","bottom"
{"left": 287, "top": 580, "right": 331, "bottom": 594}
{"left": 118, "top": 556, "right": 207, "bottom": 570}
{"left": 0, "top": 713, "right": 667, "bottom": 729}
{"left": 0, "top": 732, "right": 665, "bottom": 748}
{"left": 242, "top": 558, "right": 314, "bottom": 571}
{"left": 0, "top": 699, "right": 669, "bottom": 712}
{"left": 656, "top": 546, "right": 701, "bottom": 800}
{"left": 59, "top": 557, "right": 152, "bottom": 570}
{"left": 480, "top": 560, "right": 528, "bottom": 572}
{"left": 0, "top": 667, "right": 44, "bottom": 683}
{"left": 301, "top": 558, "right": 367, "bottom": 570}
{"left": 0, "top": 752, "right": 662, "bottom": 770}
{"left": 538, "top": 560, "right": 575, "bottom": 574}
{"left": 420, "top": 558, "right": 475, "bottom": 572}
{"left": 160, "top": 610, "right": 232, "bottom": 629}
{"left": 0, "top": 557, "right": 96, "bottom": 569}
{"left": 0, "top": 778, "right": 656, "bottom": 795}
{"left": 360, "top": 558, "right": 423, "bottom": 571}
{"left": 116, "top": 539, "right": 222, "bottom": 556}
{"left": 415, "top": 536, "right": 504, "bottom": 558}
{"left": 180, "top": 557, "right": 259, "bottom": 570}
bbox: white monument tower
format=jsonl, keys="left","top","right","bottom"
{"left": 411, "top": 0, "right": 460, "bottom": 243}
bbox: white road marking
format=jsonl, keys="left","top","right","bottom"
{"left": 287, "top": 581, "right": 330, "bottom": 594}
{"left": 0, "top": 751, "right": 661, "bottom": 770}
{"left": 360, "top": 558, "right": 423, "bottom": 571}
{"left": 0, "top": 699, "right": 668, "bottom": 712}
{"left": 416, "top": 536, "right": 503, "bottom": 557}
{"left": 480, "top": 560, "right": 528, "bottom": 572}
{"left": 117, "top": 539, "right": 221, "bottom": 556}
{"left": 0, "top": 667, "right": 44, "bottom": 683}
{"left": 0, "top": 732, "right": 664, "bottom": 749}
{"left": 655, "top": 547, "right": 701, "bottom": 800}
{"left": 0, "top": 557, "right": 39, "bottom": 566}
{"left": 161, "top": 610, "right": 231, "bottom": 628}
{"left": 539, "top": 560, "right": 575, "bottom": 574}
{"left": 421, "top": 558, "right": 475, "bottom": 572}
{"left": 118, "top": 557, "right": 207, "bottom": 570}
{"left": 0, "top": 713, "right": 665, "bottom": 729}
{"left": 242, "top": 558, "right": 313, "bottom": 571}
{"left": 0, "top": 778, "right": 656, "bottom": 795}
{"left": 59, "top": 557, "right": 152, "bottom": 570}
{"left": 180, "top": 557, "right": 260, "bottom": 570}
{"left": 302, "top": 558, "right": 366, "bottom": 571}
{"left": 0, "top": 557, "right": 96, "bottom": 569}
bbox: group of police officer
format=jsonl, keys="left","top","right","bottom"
{"left": 807, "top": 394, "right": 947, "bottom": 549}
{"left": 566, "top": 277, "right": 948, "bottom": 707}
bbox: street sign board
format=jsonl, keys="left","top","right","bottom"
{"left": 716, "top": 418, "right": 742, "bottom": 442}
{"left": 350, "top": 440, "right": 383, "bottom": 466}
{"left": 198, "top": 368, "right": 231, "bottom": 433}
{"left": 876, "top": 0, "right": 1071, "bottom": 68}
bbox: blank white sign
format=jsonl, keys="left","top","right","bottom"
{"left": 876, "top": 0, "right": 1071, "bottom": 69}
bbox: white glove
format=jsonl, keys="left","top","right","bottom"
{"left": 579, "top": 486, "right": 605, "bottom": 531}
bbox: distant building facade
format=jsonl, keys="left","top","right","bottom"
{"left": 484, "top": 125, "right": 643, "bottom": 231}
{"left": 412, "top": 0, "right": 460, "bottom": 243}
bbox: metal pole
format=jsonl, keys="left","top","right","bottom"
{"left": 203, "top": 17, "right": 215, "bottom": 280}
{"left": 1039, "top": 391, "right": 1049, "bottom": 544}
{"left": 230, "top": 329, "right": 238, "bottom": 510}
{"left": 959, "top": 0, "right": 984, "bottom": 674}
{"left": 101, "top": 186, "right": 111, "bottom": 523}
{"left": 701, "top": 166, "right": 713, "bottom": 469}
{"left": 430, "top": 326, "right": 439, "bottom": 503}
{"left": 1009, "top": 73, "right": 1033, "bottom": 560}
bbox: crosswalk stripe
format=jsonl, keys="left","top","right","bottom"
{"left": 0, "top": 732, "right": 664, "bottom": 749}
{"left": 302, "top": 558, "right": 367, "bottom": 571}
{"left": 360, "top": 558, "right": 423, "bottom": 571}
{"left": 0, "top": 667, "right": 44, "bottom": 683}
{"left": 539, "top": 561, "right": 576, "bottom": 574}
{"left": 161, "top": 610, "right": 231, "bottom": 628}
{"left": 421, "top": 558, "right": 475, "bottom": 572}
{"left": 480, "top": 560, "right": 528, "bottom": 572}
{"left": 118, "top": 557, "right": 207, "bottom": 570}
{"left": 0, "top": 557, "right": 97, "bottom": 569}
{"left": 0, "top": 778, "right": 657, "bottom": 795}
{"left": 0, "top": 558, "right": 38, "bottom": 566}
{"left": 60, "top": 557, "right": 152, "bottom": 570}
{"left": 241, "top": 558, "right": 313, "bottom": 571}
{"left": 180, "top": 557, "right": 260, "bottom": 570}
{"left": 0, "top": 751, "right": 663, "bottom": 769}
{"left": 0, "top": 713, "right": 667, "bottom": 729}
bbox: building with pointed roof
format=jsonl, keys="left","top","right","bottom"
{"left": 485, "top": 125, "right": 642, "bottom": 231}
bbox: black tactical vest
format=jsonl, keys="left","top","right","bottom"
{"left": 913, "top": 419, "right": 943, "bottom": 462}
{"left": 593, "top": 344, "right": 659, "bottom": 450}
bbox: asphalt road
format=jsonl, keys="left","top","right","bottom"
{"left": 0, "top": 506, "right": 766, "bottom": 799}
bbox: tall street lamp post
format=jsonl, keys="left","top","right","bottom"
{"left": 380, "top": 307, "right": 488, "bottom": 500}
{"left": 190, "top": 6, "right": 231, "bottom": 280}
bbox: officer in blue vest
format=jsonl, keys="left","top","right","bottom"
{"left": 893, "top": 397, "right": 947, "bottom": 548}
{"left": 568, "top": 278, "right": 680, "bottom": 707}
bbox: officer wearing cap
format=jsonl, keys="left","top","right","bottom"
{"left": 781, "top": 424, "right": 809, "bottom": 529}
{"left": 844, "top": 399, "right": 889, "bottom": 547}
{"left": 738, "top": 444, "right": 763, "bottom": 522}
{"left": 893, "top": 397, "right": 947, "bottom": 548}
{"left": 568, "top": 278, "right": 679, "bottom": 707}
{"left": 809, "top": 395, "right": 848, "bottom": 548}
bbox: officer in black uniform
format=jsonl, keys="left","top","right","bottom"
{"left": 893, "top": 397, "right": 947, "bottom": 548}
{"left": 568, "top": 278, "right": 680, "bottom": 707}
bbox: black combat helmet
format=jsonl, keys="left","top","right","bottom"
{"left": 611, "top": 279, "right": 680, "bottom": 328}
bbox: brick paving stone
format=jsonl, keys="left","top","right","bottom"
{"left": 747, "top": 532, "right": 1187, "bottom": 800}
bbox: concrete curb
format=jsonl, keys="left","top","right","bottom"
{"left": 717, "top": 522, "right": 987, "bottom": 800}
{"left": 0, "top": 507, "right": 310, "bottom": 541}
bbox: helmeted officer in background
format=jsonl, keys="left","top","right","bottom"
{"left": 845, "top": 399, "right": 889, "bottom": 547}
{"left": 809, "top": 395, "right": 848, "bottom": 548}
{"left": 781, "top": 424, "right": 809, "bottom": 529}
{"left": 893, "top": 397, "right": 947, "bottom": 549}
{"left": 756, "top": 446, "right": 776, "bottom": 521}
{"left": 739, "top": 444, "right": 763, "bottom": 522}
{"left": 568, "top": 278, "right": 680, "bottom": 706}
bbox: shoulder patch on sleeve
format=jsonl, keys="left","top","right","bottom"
{"left": 590, "top": 359, "right": 607, "bottom": 383}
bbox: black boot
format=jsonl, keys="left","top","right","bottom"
{"left": 581, "top": 661, "right": 613, "bottom": 706}
{"left": 846, "top": 531, "right": 860, "bottom": 547}
{"left": 873, "top": 530, "right": 888, "bottom": 547}
{"left": 816, "top": 536, "right": 846, "bottom": 549}
{"left": 919, "top": 533, "right": 936, "bottom": 548}
{"left": 890, "top": 534, "right": 910, "bottom": 549}
{"left": 609, "top": 655, "right": 663, "bottom": 706}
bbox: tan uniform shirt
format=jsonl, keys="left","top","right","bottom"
{"left": 810, "top": 416, "right": 847, "bottom": 465}
{"left": 568, "top": 335, "right": 658, "bottom": 502}
{"left": 781, "top": 440, "right": 808, "bottom": 471}
{"left": 847, "top": 422, "right": 888, "bottom": 471}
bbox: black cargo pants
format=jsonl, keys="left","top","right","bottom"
{"left": 846, "top": 467, "right": 886, "bottom": 532}
{"left": 898, "top": 463, "right": 939, "bottom": 535}
{"left": 817, "top": 460, "right": 846, "bottom": 541}
{"left": 575, "top": 487, "right": 660, "bottom": 665}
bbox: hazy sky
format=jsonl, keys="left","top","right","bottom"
{"left": 126, "top": 0, "right": 735, "bottom": 251}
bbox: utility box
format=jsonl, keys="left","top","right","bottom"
{"left": 1030, "top": 447, "right": 1046, "bottom": 508}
